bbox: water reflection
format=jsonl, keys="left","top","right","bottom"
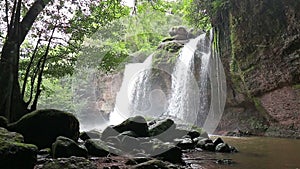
{"left": 187, "top": 136, "right": 300, "bottom": 169}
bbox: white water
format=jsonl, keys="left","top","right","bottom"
{"left": 109, "top": 31, "right": 226, "bottom": 133}
{"left": 109, "top": 55, "right": 153, "bottom": 125}
{"left": 167, "top": 34, "right": 209, "bottom": 125}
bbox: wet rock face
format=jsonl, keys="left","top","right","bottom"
{"left": 260, "top": 86, "right": 300, "bottom": 137}
{"left": 95, "top": 72, "right": 123, "bottom": 116}
{"left": 211, "top": 0, "right": 300, "bottom": 136}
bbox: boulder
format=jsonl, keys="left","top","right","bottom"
{"left": 157, "top": 41, "right": 185, "bottom": 53}
{"left": 119, "top": 135, "right": 141, "bottom": 152}
{"left": 192, "top": 136, "right": 206, "bottom": 143}
{"left": 215, "top": 143, "right": 231, "bottom": 153}
{"left": 8, "top": 109, "right": 80, "bottom": 149}
{"left": 84, "top": 139, "right": 109, "bottom": 157}
{"left": 168, "top": 26, "right": 188, "bottom": 40}
{"left": 213, "top": 137, "right": 224, "bottom": 147}
{"left": 175, "top": 137, "right": 196, "bottom": 150}
{"left": 0, "top": 127, "right": 38, "bottom": 169}
{"left": 52, "top": 136, "right": 87, "bottom": 158}
{"left": 101, "top": 125, "right": 119, "bottom": 140}
{"left": 203, "top": 143, "right": 215, "bottom": 151}
{"left": 0, "top": 127, "right": 23, "bottom": 142}
{"left": 149, "top": 119, "right": 176, "bottom": 141}
{"left": 196, "top": 138, "right": 213, "bottom": 149}
{"left": 113, "top": 116, "right": 149, "bottom": 137}
{"left": 151, "top": 141, "right": 183, "bottom": 164}
{"left": 187, "top": 130, "right": 201, "bottom": 140}
{"left": 189, "top": 126, "right": 209, "bottom": 138}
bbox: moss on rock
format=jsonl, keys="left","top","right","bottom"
{"left": 0, "top": 127, "right": 38, "bottom": 169}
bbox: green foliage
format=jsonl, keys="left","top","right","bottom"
{"left": 37, "top": 77, "right": 75, "bottom": 113}
{"left": 125, "top": 2, "right": 183, "bottom": 53}
{"left": 98, "top": 50, "right": 129, "bottom": 73}
{"left": 75, "top": 1, "right": 184, "bottom": 74}
{"left": 68, "top": 0, "right": 130, "bottom": 40}
{"left": 292, "top": 84, "right": 300, "bottom": 89}
{"left": 182, "top": 0, "right": 211, "bottom": 30}
{"left": 246, "top": 117, "right": 268, "bottom": 132}
{"left": 182, "top": 0, "right": 230, "bottom": 30}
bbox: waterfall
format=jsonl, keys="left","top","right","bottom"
{"left": 167, "top": 33, "right": 210, "bottom": 125}
{"left": 109, "top": 55, "right": 153, "bottom": 125}
{"left": 128, "top": 55, "right": 153, "bottom": 115}
{"left": 110, "top": 30, "right": 226, "bottom": 133}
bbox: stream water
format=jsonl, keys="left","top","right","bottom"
{"left": 187, "top": 136, "right": 300, "bottom": 169}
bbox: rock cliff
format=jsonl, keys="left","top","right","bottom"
{"left": 211, "top": 0, "right": 300, "bottom": 137}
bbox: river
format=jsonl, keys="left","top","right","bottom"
{"left": 186, "top": 136, "right": 300, "bottom": 169}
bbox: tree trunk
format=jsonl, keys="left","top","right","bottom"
{"left": 0, "top": 0, "right": 51, "bottom": 122}
{"left": 0, "top": 40, "right": 29, "bottom": 122}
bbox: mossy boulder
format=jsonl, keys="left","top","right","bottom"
{"left": 8, "top": 109, "right": 80, "bottom": 149}
{"left": 52, "top": 136, "right": 88, "bottom": 158}
{"left": 113, "top": 116, "right": 149, "bottom": 137}
{"left": 0, "top": 127, "right": 38, "bottom": 169}
{"left": 149, "top": 119, "right": 175, "bottom": 136}
{"left": 0, "top": 127, "right": 24, "bottom": 142}
{"left": 148, "top": 119, "right": 178, "bottom": 141}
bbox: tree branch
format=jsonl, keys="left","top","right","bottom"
{"left": 21, "top": 36, "right": 42, "bottom": 99}
{"left": 7, "top": 0, "right": 17, "bottom": 38}
{"left": 30, "top": 23, "right": 56, "bottom": 111}
{"left": 20, "top": 0, "right": 52, "bottom": 43}
{"left": 5, "top": 0, "right": 10, "bottom": 35}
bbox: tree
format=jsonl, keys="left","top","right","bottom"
{"left": 0, "top": 0, "right": 53, "bottom": 122}
{"left": 0, "top": 0, "right": 130, "bottom": 122}
{"left": 37, "top": 0, "right": 185, "bottom": 120}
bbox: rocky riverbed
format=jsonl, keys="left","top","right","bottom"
{"left": 0, "top": 109, "right": 238, "bottom": 169}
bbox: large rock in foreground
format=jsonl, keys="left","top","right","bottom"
{"left": 8, "top": 109, "right": 80, "bottom": 149}
{"left": 0, "top": 127, "right": 38, "bottom": 169}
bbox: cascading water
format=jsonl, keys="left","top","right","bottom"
{"left": 167, "top": 33, "right": 210, "bottom": 125}
{"left": 196, "top": 31, "right": 213, "bottom": 126}
{"left": 110, "top": 30, "right": 226, "bottom": 133}
{"left": 109, "top": 55, "right": 153, "bottom": 125}
{"left": 128, "top": 55, "right": 153, "bottom": 115}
